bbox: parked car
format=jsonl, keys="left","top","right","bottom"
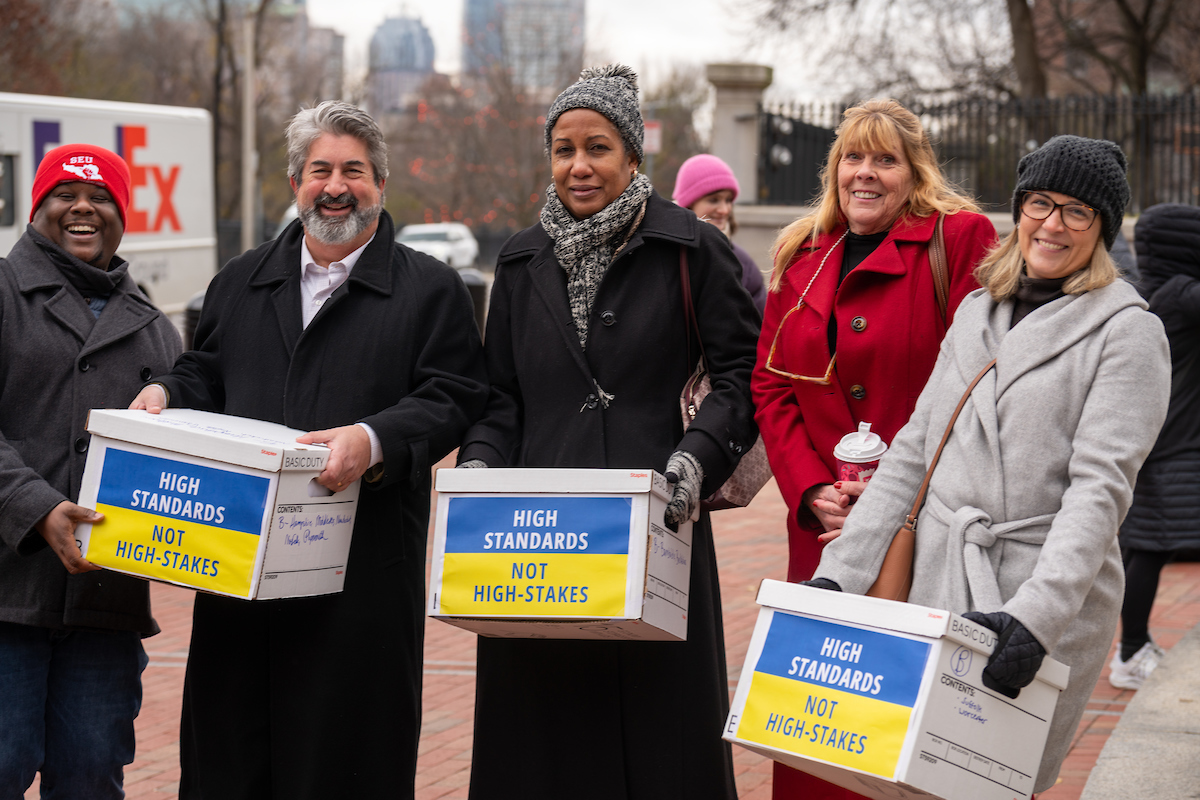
{"left": 395, "top": 222, "right": 479, "bottom": 268}
{"left": 274, "top": 202, "right": 299, "bottom": 238}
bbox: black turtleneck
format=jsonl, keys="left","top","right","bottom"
{"left": 1010, "top": 274, "right": 1068, "bottom": 328}
{"left": 839, "top": 230, "right": 889, "bottom": 284}
{"left": 829, "top": 229, "right": 889, "bottom": 355}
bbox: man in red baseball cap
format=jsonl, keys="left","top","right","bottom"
{"left": 0, "top": 144, "right": 181, "bottom": 798}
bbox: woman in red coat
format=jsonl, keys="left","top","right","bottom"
{"left": 751, "top": 99, "right": 996, "bottom": 800}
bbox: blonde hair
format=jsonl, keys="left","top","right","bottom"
{"left": 768, "top": 99, "right": 979, "bottom": 291}
{"left": 974, "top": 229, "right": 1119, "bottom": 301}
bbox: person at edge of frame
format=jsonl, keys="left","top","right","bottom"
{"left": 0, "top": 144, "right": 182, "bottom": 799}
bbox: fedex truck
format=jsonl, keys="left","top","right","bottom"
{"left": 0, "top": 92, "right": 217, "bottom": 313}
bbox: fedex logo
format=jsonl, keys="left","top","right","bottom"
{"left": 32, "top": 120, "right": 182, "bottom": 234}
{"left": 117, "top": 125, "right": 181, "bottom": 233}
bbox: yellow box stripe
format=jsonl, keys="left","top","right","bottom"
{"left": 737, "top": 671, "right": 913, "bottom": 777}
{"left": 89, "top": 504, "right": 261, "bottom": 598}
{"left": 439, "top": 552, "right": 628, "bottom": 616}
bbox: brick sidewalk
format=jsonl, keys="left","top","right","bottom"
{"left": 25, "top": 474, "right": 1200, "bottom": 799}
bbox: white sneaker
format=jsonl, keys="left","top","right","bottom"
{"left": 1108, "top": 641, "right": 1166, "bottom": 690}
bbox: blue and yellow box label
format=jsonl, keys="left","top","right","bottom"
{"left": 737, "top": 611, "right": 932, "bottom": 777}
{"left": 87, "top": 447, "right": 272, "bottom": 597}
{"left": 437, "top": 496, "right": 633, "bottom": 617}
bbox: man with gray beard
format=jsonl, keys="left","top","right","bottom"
{"left": 130, "top": 101, "right": 489, "bottom": 800}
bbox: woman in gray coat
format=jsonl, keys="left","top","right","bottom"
{"left": 808, "top": 135, "right": 1170, "bottom": 794}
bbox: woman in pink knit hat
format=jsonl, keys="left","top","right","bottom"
{"left": 674, "top": 154, "right": 766, "bottom": 313}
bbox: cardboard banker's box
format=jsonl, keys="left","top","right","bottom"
{"left": 76, "top": 409, "right": 359, "bottom": 600}
{"left": 428, "top": 468, "right": 694, "bottom": 641}
{"left": 724, "top": 580, "right": 1070, "bottom": 800}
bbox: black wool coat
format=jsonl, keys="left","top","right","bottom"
{"left": 459, "top": 192, "right": 761, "bottom": 800}
{"left": 1122, "top": 203, "right": 1200, "bottom": 552}
{"left": 157, "top": 212, "right": 489, "bottom": 800}
{"left": 0, "top": 233, "right": 181, "bottom": 635}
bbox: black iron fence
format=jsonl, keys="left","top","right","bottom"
{"left": 760, "top": 94, "right": 1200, "bottom": 213}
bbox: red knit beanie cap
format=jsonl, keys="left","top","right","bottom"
{"left": 30, "top": 144, "right": 131, "bottom": 226}
{"left": 672, "top": 154, "right": 740, "bottom": 210}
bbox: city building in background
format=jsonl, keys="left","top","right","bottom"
{"left": 463, "top": 0, "right": 585, "bottom": 98}
{"left": 271, "top": 0, "right": 345, "bottom": 104}
{"left": 368, "top": 16, "right": 438, "bottom": 115}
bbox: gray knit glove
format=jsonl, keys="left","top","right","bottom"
{"left": 458, "top": 459, "right": 488, "bottom": 468}
{"left": 663, "top": 450, "right": 704, "bottom": 529}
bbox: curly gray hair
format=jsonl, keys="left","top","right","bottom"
{"left": 286, "top": 101, "right": 388, "bottom": 186}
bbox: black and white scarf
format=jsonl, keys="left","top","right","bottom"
{"left": 540, "top": 173, "right": 653, "bottom": 349}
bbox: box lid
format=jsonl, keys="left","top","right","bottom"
{"left": 756, "top": 579, "right": 1070, "bottom": 690}
{"left": 86, "top": 409, "right": 329, "bottom": 472}
{"left": 435, "top": 468, "right": 671, "bottom": 500}
{"left": 757, "top": 579, "right": 954, "bottom": 639}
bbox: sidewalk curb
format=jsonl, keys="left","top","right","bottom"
{"left": 1080, "top": 623, "right": 1200, "bottom": 799}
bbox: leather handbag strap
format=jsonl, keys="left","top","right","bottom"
{"left": 903, "top": 357, "right": 996, "bottom": 531}
{"left": 679, "top": 247, "right": 706, "bottom": 369}
{"left": 930, "top": 212, "right": 949, "bottom": 323}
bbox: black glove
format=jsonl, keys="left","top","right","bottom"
{"left": 800, "top": 578, "right": 842, "bottom": 592}
{"left": 664, "top": 450, "right": 704, "bottom": 529}
{"left": 961, "top": 610, "right": 1046, "bottom": 699}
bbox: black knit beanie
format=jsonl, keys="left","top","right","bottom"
{"left": 545, "top": 64, "right": 644, "bottom": 165}
{"left": 1012, "top": 135, "right": 1130, "bottom": 250}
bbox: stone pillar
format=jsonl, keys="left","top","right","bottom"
{"left": 706, "top": 63, "right": 773, "bottom": 204}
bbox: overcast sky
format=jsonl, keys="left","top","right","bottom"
{"left": 304, "top": 0, "right": 802, "bottom": 96}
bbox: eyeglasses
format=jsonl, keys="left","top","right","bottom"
{"left": 1020, "top": 191, "right": 1098, "bottom": 232}
{"left": 764, "top": 303, "right": 837, "bottom": 384}
{"left": 762, "top": 229, "right": 848, "bottom": 385}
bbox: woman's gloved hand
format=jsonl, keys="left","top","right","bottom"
{"left": 800, "top": 578, "right": 842, "bottom": 591}
{"left": 961, "top": 610, "right": 1047, "bottom": 699}
{"left": 457, "top": 459, "right": 488, "bottom": 468}
{"left": 663, "top": 450, "right": 704, "bottom": 529}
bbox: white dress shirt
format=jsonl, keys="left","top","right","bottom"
{"left": 299, "top": 235, "right": 383, "bottom": 468}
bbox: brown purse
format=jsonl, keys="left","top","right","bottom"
{"left": 865, "top": 357, "right": 996, "bottom": 601}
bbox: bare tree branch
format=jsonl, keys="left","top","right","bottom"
{"left": 740, "top": 0, "right": 1195, "bottom": 99}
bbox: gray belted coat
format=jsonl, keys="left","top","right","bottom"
{"left": 817, "top": 280, "right": 1170, "bottom": 792}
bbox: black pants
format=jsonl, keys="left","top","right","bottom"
{"left": 1119, "top": 548, "right": 1173, "bottom": 657}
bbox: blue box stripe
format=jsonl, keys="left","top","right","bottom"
{"left": 756, "top": 612, "right": 931, "bottom": 708}
{"left": 444, "top": 496, "right": 632, "bottom": 555}
{"left": 96, "top": 447, "right": 271, "bottom": 535}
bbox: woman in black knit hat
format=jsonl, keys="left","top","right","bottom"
{"left": 457, "top": 65, "right": 759, "bottom": 800}
{"left": 805, "top": 135, "right": 1171, "bottom": 796}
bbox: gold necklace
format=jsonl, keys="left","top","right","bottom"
{"left": 794, "top": 228, "right": 850, "bottom": 310}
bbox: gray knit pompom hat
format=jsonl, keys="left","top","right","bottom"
{"left": 1012, "top": 134, "right": 1130, "bottom": 250}
{"left": 544, "top": 64, "right": 644, "bottom": 164}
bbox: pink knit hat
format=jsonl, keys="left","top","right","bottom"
{"left": 672, "top": 154, "right": 739, "bottom": 210}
